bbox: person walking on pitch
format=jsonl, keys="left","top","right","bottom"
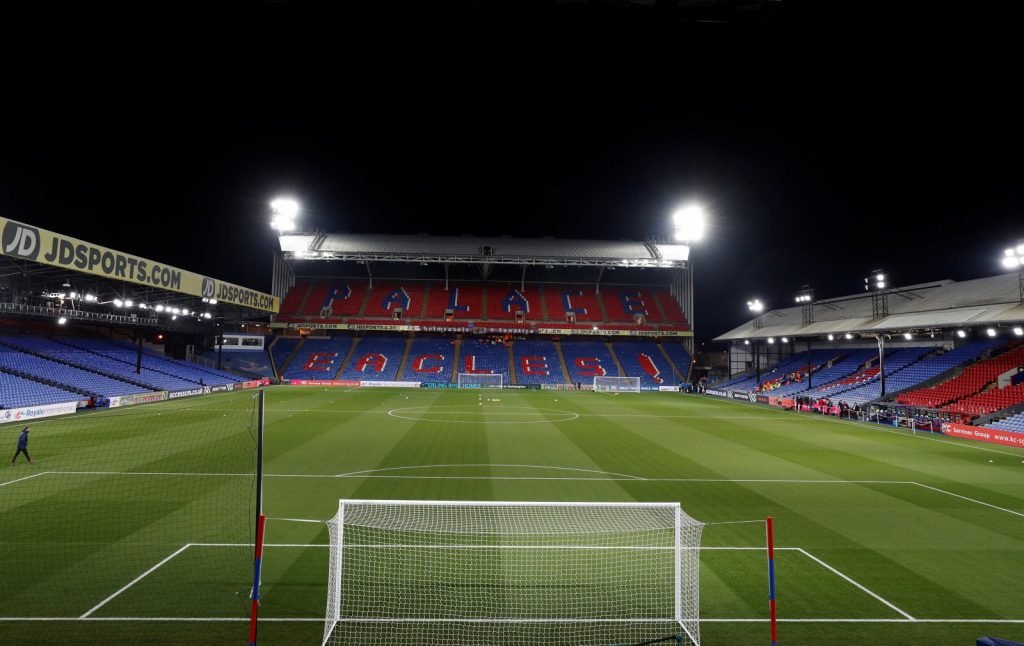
{"left": 11, "top": 426, "right": 32, "bottom": 465}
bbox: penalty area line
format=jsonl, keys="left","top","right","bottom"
{"left": 80, "top": 544, "right": 192, "bottom": 618}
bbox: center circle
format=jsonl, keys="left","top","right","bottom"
{"left": 387, "top": 405, "right": 579, "bottom": 424}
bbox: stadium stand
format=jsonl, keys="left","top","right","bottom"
{"left": 271, "top": 337, "right": 302, "bottom": 376}
{"left": 543, "top": 286, "right": 603, "bottom": 323}
{"left": 601, "top": 288, "right": 662, "bottom": 323}
{"left": 486, "top": 285, "right": 541, "bottom": 321}
{"left": 771, "top": 349, "right": 879, "bottom": 398}
{"left": 458, "top": 338, "right": 512, "bottom": 380}
{"left": 426, "top": 284, "right": 485, "bottom": 320}
{"left": 897, "top": 344, "right": 1024, "bottom": 410}
{"left": 812, "top": 347, "right": 935, "bottom": 405}
{"left": 402, "top": 337, "right": 455, "bottom": 382}
{"left": 714, "top": 350, "right": 832, "bottom": 393}
{"left": 655, "top": 289, "right": 691, "bottom": 329}
{"left": 0, "top": 341, "right": 151, "bottom": 398}
{"left": 610, "top": 340, "right": 678, "bottom": 387}
{"left": 660, "top": 343, "right": 694, "bottom": 381}
{"left": 337, "top": 336, "right": 405, "bottom": 382}
{"left": 284, "top": 337, "right": 354, "bottom": 380}
{"left": 3, "top": 337, "right": 197, "bottom": 392}
{"left": 986, "top": 410, "right": 1024, "bottom": 433}
{"left": 319, "top": 280, "right": 368, "bottom": 317}
{"left": 363, "top": 283, "right": 426, "bottom": 319}
{"left": 561, "top": 339, "right": 621, "bottom": 385}
{"left": 513, "top": 340, "right": 566, "bottom": 385}
{"left": 59, "top": 338, "right": 242, "bottom": 386}
{"left": 0, "top": 371, "right": 82, "bottom": 408}
{"left": 280, "top": 280, "right": 311, "bottom": 315}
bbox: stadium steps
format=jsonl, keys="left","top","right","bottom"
{"left": 293, "top": 282, "right": 314, "bottom": 315}
{"left": 394, "top": 338, "right": 415, "bottom": 380}
{"left": 451, "top": 339, "right": 462, "bottom": 384}
{"left": 657, "top": 343, "right": 685, "bottom": 382}
{"left": 596, "top": 291, "right": 610, "bottom": 322}
{"left": 553, "top": 341, "right": 574, "bottom": 385}
{"left": 538, "top": 285, "right": 550, "bottom": 321}
{"left": 0, "top": 364, "right": 92, "bottom": 398}
{"left": 267, "top": 337, "right": 280, "bottom": 376}
{"left": 651, "top": 291, "right": 669, "bottom": 322}
{"left": 332, "top": 337, "right": 361, "bottom": 380}
{"left": 278, "top": 337, "right": 306, "bottom": 377}
{"left": 605, "top": 342, "right": 626, "bottom": 377}
{"left": 356, "top": 285, "right": 370, "bottom": 317}
{"left": 418, "top": 283, "right": 431, "bottom": 318}
{"left": 507, "top": 340, "right": 518, "bottom": 384}
{"left": 480, "top": 286, "right": 488, "bottom": 320}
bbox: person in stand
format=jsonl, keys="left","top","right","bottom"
{"left": 11, "top": 426, "right": 32, "bottom": 466}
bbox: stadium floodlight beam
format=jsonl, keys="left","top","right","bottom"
{"left": 671, "top": 203, "right": 706, "bottom": 242}
{"left": 113, "top": 298, "right": 123, "bottom": 308}
{"left": 270, "top": 196, "right": 301, "bottom": 232}
{"left": 747, "top": 299, "right": 764, "bottom": 313}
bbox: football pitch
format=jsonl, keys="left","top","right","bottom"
{"left": 2, "top": 386, "right": 1023, "bottom": 645}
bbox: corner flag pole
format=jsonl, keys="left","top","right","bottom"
{"left": 248, "top": 388, "right": 267, "bottom": 646}
{"left": 766, "top": 516, "right": 778, "bottom": 646}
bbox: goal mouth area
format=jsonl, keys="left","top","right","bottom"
{"left": 324, "top": 500, "right": 704, "bottom": 646}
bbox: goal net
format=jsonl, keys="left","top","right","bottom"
{"left": 593, "top": 375, "right": 641, "bottom": 392}
{"left": 457, "top": 372, "right": 504, "bottom": 389}
{"left": 323, "top": 500, "right": 705, "bottom": 646}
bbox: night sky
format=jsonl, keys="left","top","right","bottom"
{"left": 1, "top": 3, "right": 1019, "bottom": 346}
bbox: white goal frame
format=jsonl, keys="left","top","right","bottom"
{"left": 323, "top": 499, "right": 705, "bottom": 646}
{"left": 593, "top": 375, "right": 641, "bottom": 392}
{"left": 457, "top": 372, "right": 504, "bottom": 389}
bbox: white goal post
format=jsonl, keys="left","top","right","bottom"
{"left": 457, "top": 373, "right": 504, "bottom": 389}
{"left": 593, "top": 375, "right": 641, "bottom": 392}
{"left": 323, "top": 499, "right": 705, "bottom": 646}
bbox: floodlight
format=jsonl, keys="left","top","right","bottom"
{"left": 904, "top": 332, "right": 913, "bottom": 340}
{"left": 987, "top": 327, "right": 997, "bottom": 337}
{"left": 181, "top": 308, "right": 189, "bottom": 316}
{"left": 1005, "top": 248, "right": 1016, "bottom": 257}
{"left": 844, "top": 333, "right": 853, "bottom": 339}
{"left": 69, "top": 292, "right": 77, "bottom": 299}
{"left": 767, "top": 337, "right": 775, "bottom": 344}
{"left": 84, "top": 294, "right": 96, "bottom": 302}
{"left": 1018, "top": 244, "right": 1024, "bottom": 255}
{"left": 270, "top": 196, "right": 300, "bottom": 232}
{"left": 1014, "top": 327, "right": 1024, "bottom": 336}
{"left": 876, "top": 280, "right": 886, "bottom": 289}
{"left": 743, "top": 340, "right": 750, "bottom": 345}
{"left": 1003, "top": 256, "right": 1021, "bottom": 269}
{"left": 747, "top": 299, "right": 764, "bottom": 313}
{"left": 171, "top": 307, "right": 181, "bottom": 314}
{"left": 875, "top": 273, "right": 885, "bottom": 282}
{"left": 956, "top": 329, "right": 967, "bottom": 338}
{"left": 592, "top": 326, "right": 598, "bottom": 331}
{"left": 671, "top": 204, "right": 706, "bottom": 242}
{"left": 203, "top": 312, "right": 212, "bottom": 319}
{"left": 138, "top": 303, "right": 147, "bottom": 309}
{"left": 781, "top": 337, "right": 789, "bottom": 343}
{"left": 113, "top": 299, "right": 123, "bottom": 308}
{"left": 172, "top": 315, "right": 177, "bottom": 320}
{"left": 209, "top": 298, "right": 217, "bottom": 305}
{"left": 57, "top": 317, "right": 67, "bottom": 325}
{"left": 155, "top": 305, "right": 165, "bottom": 312}
{"left": 827, "top": 334, "right": 834, "bottom": 341}
{"left": 124, "top": 300, "right": 133, "bottom": 307}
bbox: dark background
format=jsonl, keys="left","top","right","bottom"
{"left": 1, "top": 1, "right": 1018, "bottom": 346}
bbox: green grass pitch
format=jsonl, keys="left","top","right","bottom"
{"left": 2, "top": 386, "right": 1023, "bottom": 645}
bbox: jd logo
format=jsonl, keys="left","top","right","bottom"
{"left": 2, "top": 222, "right": 40, "bottom": 260}
{"left": 201, "top": 277, "right": 215, "bottom": 299}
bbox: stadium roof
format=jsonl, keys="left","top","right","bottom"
{"left": 278, "top": 233, "right": 690, "bottom": 268}
{"left": 714, "top": 272, "right": 1024, "bottom": 342}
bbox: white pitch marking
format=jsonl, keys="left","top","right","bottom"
{"left": 911, "top": 482, "right": 1024, "bottom": 519}
{"left": 795, "top": 548, "right": 915, "bottom": 620}
{"left": 81, "top": 544, "right": 193, "bottom": 618}
{"left": 3, "top": 616, "right": 1024, "bottom": 623}
{"left": 334, "top": 464, "right": 645, "bottom": 480}
{"left": 0, "top": 471, "right": 50, "bottom": 487}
